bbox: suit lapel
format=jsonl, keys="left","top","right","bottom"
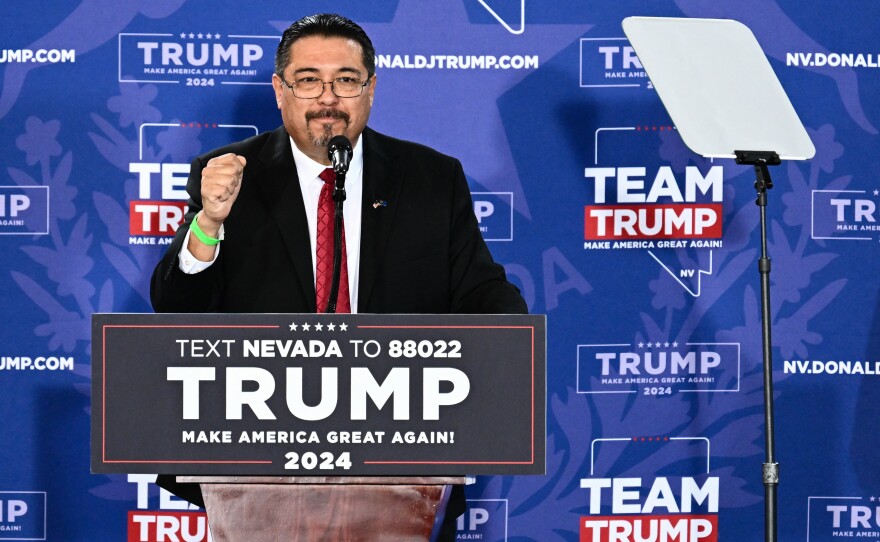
{"left": 253, "top": 127, "right": 317, "bottom": 312}
{"left": 358, "top": 128, "right": 404, "bottom": 311}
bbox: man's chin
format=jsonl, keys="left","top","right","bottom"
{"left": 309, "top": 126, "right": 347, "bottom": 147}
{"left": 309, "top": 119, "right": 348, "bottom": 143}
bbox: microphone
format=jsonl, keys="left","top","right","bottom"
{"left": 328, "top": 135, "right": 353, "bottom": 175}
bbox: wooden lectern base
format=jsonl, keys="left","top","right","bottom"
{"left": 181, "top": 476, "right": 464, "bottom": 542}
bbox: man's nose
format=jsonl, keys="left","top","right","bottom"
{"left": 317, "top": 81, "right": 340, "bottom": 104}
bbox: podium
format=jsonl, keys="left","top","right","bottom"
{"left": 92, "top": 313, "right": 545, "bottom": 541}
{"left": 184, "top": 476, "right": 464, "bottom": 542}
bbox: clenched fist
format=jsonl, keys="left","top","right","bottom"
{"left": 186, "top": 153, "right": 246, "bottom": 260}
{"left": 199, "top": 153, "right": 247, "bottom": 235}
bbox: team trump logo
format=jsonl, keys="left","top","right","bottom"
{"left": 580, "top": 436, "right": 719, "bottom": 542}
{"left": 128, "top": 160, "right": 189, "bottom": 242}
{"left": 583, "top": 166, "right": 723, "bottom": 243}
{"left": 127, "top": 123, "right": 257, "bottom": 244}
{"left": 579, "top": 477, "right": 719, "bottom": 542}
{"left": 126, "top": 475, "right": 209, "bottom": 542}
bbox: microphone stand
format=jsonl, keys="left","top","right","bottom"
{"left": 324, "top": 170, "right": 346, "bottom": 313}
{"left": 734, "top": 149, "right": 781, "bottom": 542}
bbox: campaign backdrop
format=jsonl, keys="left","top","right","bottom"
{"left": 2, "top": 1, "right": 879, "bottom": 541}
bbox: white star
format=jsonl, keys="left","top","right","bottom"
{"left": 339, "top": 323, "right": 348, "bottom": 331}
{"left": 215, "top": 33, "right": 222, "bottom": 39}
{"left": 327, "top": 323, "right": 336, "bottom": 331}
{"left": 874, "top": 189, "right": 879, "bottom": 196}
{"left": 673, "top": 342, "right": 679, "bottom": 348}
{"left": 301, "top": 322, "right": 311, "bottom": 331}
{"left": 289, "top": 322, "right": 298, "bottom": 331}
{"left": 179, "top": 33, "right": 186, "bottom": 39}
{"left": 188, "top": 33, "right": 194, "bottom": 39}
{"left": 197, "top": 33, "right": 204, "bottom": 39}
{"left": 315, "top": 323, "right": 324, "bottom": 331}
{"left": 664, "top": 342, "right": 670, "bottom": 347}
{"left": 638, "top": 342, "right": 644, "bottom": 348}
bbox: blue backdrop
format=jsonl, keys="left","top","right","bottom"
{"left": 2, "top": 1, "right": 879, "bottom": 541}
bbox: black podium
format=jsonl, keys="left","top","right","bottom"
{"left": 92, "top": 313, "right": 545, "bottom": 541}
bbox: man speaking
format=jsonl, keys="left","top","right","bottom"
{"left": 150, "top": 12, "right": 527, "bottom": 542}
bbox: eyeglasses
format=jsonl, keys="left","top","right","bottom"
{"left": 280, "top": 76, "right": 371, "bottom": 99}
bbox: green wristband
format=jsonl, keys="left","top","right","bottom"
{"left": 190, "top": 212, "right": 222, "bottom": 246}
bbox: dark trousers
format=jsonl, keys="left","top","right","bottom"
{"left": 434, "top": 484, "right": 465, "bottom": 541}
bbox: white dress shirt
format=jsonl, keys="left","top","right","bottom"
{"left": 177, "top": 136, "right": 364, "bottom": 312}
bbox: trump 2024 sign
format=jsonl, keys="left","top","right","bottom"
{"left": 91, "top": 313, "right": 545, "bottom": 477}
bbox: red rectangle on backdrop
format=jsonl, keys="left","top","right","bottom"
{"left": 128, "top": 511, "right": 209, "bottom": 542}
{"left": 584, "top": 204, "right": 723, "bottom": 240}
{"left": 580, "top": 514, "right": 718, "bottom": 542}
{"left": 129, "top": 201, "right": 186, "bottom": 236}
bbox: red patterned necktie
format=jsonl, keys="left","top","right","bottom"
{"left": 315, "top": 168, "right": 351, "bottom": 313}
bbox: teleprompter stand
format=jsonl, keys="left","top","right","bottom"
{"left": 622, "top": 16, "right": 816, "bottom": 542}
{"left": 734, "top": 149, "right": 782, "bottom": 542}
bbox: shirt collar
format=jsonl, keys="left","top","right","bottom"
{"left": 289, "top": 134, "right": 364, "bottom": 183}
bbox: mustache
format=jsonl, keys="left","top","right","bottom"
{"left": 306, "top": 109, "right": 350, "bottom": 122}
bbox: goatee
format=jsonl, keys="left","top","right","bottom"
{"left": 306, "top": 108, "right": 350, "bottom": 147}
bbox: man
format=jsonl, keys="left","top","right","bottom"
{"left": 151, "top": 12, "right": 526, "bottom": 541}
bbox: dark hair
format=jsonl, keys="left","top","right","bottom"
{"left": 275, "top": 13, "right": 376, "bottom": 78}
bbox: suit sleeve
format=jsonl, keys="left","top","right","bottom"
{"left": 150, "top": 156, "right": 225, "bottom": 313}
{"left": 447, "top": 159, "right": 528, "bottom": 315}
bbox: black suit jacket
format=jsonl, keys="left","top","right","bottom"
{"left": 151, "top": 125, "right": 525, "bottom": 315}
{"left": 149, "top": 126, "right": 526, "bottom": 521}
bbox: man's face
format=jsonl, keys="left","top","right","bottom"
{"left": 272, "top": 35, "right": 375, "bottom": 164}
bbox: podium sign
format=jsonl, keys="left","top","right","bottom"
{"left": 91, "top": 313, "right": 545, "bottom": 476}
